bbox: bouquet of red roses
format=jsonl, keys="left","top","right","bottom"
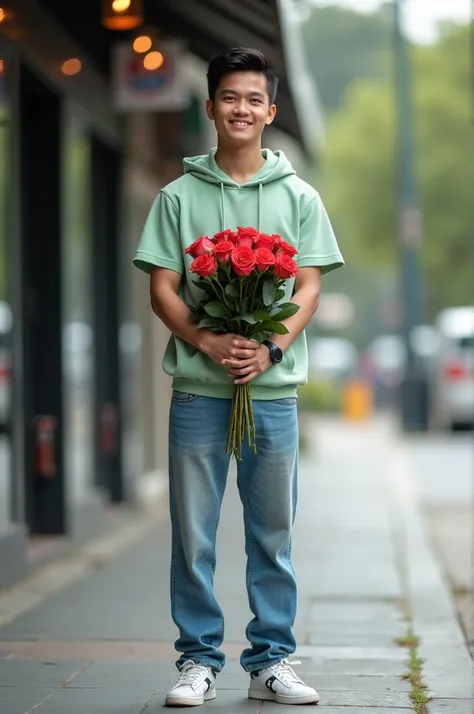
{"left": 185, "top": 226, "right": 299, "bottom": 460}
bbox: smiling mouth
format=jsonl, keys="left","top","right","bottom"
{"left": 229, "top": 120, "right": 252, "bottom": 127}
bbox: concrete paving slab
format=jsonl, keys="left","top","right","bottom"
{"left": 262, "top": 706, "right": 411, "bottom": 713}
{"left": 38, "top": 686, "right": 155, "bottom": 709}
{"left": 1, "top": 695, "right": 55, "bottom": 714}
{"left": 0, "top": 660, "right": 88, "bottom": 688}
{"left": 428, "top": 699, "right": 473, "bottom": 714}
{"left": 316, "top": 688, "right": 412, "bottom": 707}
{"left": 297, "top": 674, "right": 411, "bottom": 692}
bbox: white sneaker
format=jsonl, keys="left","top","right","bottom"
{"left": 248, "top": 659, "right": 320, "bottom": 705}
{"left": 165, "top": 660, "right": 217, "bottom": 707}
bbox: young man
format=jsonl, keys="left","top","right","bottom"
{"left": 134, "top": 48, "right": 344, "bottom": 707}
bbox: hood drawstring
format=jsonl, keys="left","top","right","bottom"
{"left": 220, "top": 183, "right": 226, "bottom": 231}
{"left": 219, "top": 180, "right": 263, "bottom": 232}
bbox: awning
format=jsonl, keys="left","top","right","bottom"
{"left": 147, "top": 0, "right": 322, "bottom": 158}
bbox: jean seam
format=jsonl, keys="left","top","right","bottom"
{"left": 171, "top": 391, "right": 202, "bottom": 403}
{"left": 177, "top": 656, "right": 224, "bottom": 673}
{"left": 237, "top": 460, "right": 256, "bottom": 642}
{"left": 208, "top": 477, "right": 227, "bottom": 646}
{"left": 244, "top": 656, "right": 288, "bottom": 673}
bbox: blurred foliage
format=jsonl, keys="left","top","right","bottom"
{"left": 298, "top": 378, "right": 342, "bottom": 413}
{"left": 301, "top": 2, "right": 393, "bottom": 114}
{"left": 321, "top": 24, "right": 472, "bottom": 317}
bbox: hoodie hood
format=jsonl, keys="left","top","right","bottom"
{"left": 183, "top": 148, "right": 296, "bottom": 231}
{"left": 183, "top": 147, "right": 295, "bottom": 187}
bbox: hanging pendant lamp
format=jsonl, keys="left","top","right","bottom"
{"left": 102, "top": 0, "right": 143, "bottom": 31}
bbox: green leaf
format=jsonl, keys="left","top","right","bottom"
{"left": 275, "top": 288, "right": 286, "bottom": 301}
{"left": 271, "top": 304, "right": 300, "bottom": 321}
{"left": 263, "top": 281, "right": 277, "bottom": 306}
{"left": 192, "top": 279, "right": 216, "bottom": 297}
{"left": 225, "top": 282, "right": 240, "bottom": 299}
{"left": 249, "top": 331, "right": 268, "bottom": 344}
{"left": 204, "top": 301, "right": 228, "bottom": 318}
{"left": 267, "top": 320, "right": 289, "bottom": 335}
{"left": 239, "top": 314, "right": 257, "bottom": 325}
{"left": 198, "top": 317, "right": 221, "bottom": 330}
{"left": 251, "top": 310, "right": 273, "bottom": 322}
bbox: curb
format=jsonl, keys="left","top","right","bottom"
{"left": 389, "top": 443, "right": 472, "bottom": 701}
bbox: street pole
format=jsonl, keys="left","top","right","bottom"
{"left": 393, "top": 0, "right": 428, "bottom": 431}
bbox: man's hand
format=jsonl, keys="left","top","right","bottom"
{"left": 199, "top": 333, "right": 260, "bottom": 369}
{"left": 222, "top": 344, "right": 272, "bottom": 385}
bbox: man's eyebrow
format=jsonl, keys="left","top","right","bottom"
{"left": 219, "top": 88, "right": 265, "bottom": 98}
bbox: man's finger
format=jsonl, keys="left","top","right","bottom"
{"left": 235, "top": 371, "right": 259, "bottom": 384}
{"left": 222, "top": 356, "right": 255, "bottom": 368}
{"left": 230, "top": 348, "right": 257, "bottom": 359}
{"left": 232, "top": 339, "right": 259, "bottom": 351}
{"left": 227, "top": 362, "right": 254, "bottom": 376}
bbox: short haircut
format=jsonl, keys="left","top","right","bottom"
{"left": 207, "top": 48, "right": 279, "bottom": 105}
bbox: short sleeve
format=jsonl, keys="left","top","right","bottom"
{"left": 133, "top": 190, "right": 184, "bottom": 275}
{"left": 297, "top": 194, "right": 344, "bottom": 275}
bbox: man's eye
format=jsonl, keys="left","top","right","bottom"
{"left": 223, "top": 96, "right": 235, "bottom": 101}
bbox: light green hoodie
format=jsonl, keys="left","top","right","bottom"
{"left": 133, "top": 148, "right": 344, "bottom": 400}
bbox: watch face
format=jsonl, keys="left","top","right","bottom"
{"left": 272, "top": 346, "right": 283, "bottom": 364}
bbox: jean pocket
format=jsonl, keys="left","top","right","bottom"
{"left": 171, "top": 390, "right": 202, "bottom": 403}
{"left": 272, "top": 397, "right": 297, "bottom": 406}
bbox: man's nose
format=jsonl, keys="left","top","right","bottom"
{"left": 233, "top": 100, "right": 250, "bottom": 114}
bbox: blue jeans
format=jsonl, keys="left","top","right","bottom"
{"left": 168, "top": 391, "right": 299, "bottom": 673}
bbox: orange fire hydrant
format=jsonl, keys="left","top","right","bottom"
{"left": 342, "top": 379, "right": 373, "bottom": 421}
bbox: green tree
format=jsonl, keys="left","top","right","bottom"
{"left": 321, "top": 24, "right": 473, "bottom": 317}
{"left": 300, "top": 3, "right": 392, "bottom": 113}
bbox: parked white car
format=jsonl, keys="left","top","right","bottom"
{"left": 429, "top": 307, "right": 474, "bottom": 430}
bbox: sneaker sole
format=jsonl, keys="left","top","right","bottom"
{"left": 166, "top": 690, "right": 217, "bottom": 707}
{"left": 249, "top": 689, "right": 320, "bottom": 705}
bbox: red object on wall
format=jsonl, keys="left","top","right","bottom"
{"left": 34, "top": 415, "right": 57, "bottom": 477}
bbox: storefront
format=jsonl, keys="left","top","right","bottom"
{"left": 0, "top": 0, "right": 321, "bottom": 589}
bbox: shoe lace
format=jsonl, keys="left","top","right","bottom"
{"left": 271, "top": 659, "right": 304, "bottom": 686}
{"left": 176, "top": 661, "right": 210, "bottom": 689}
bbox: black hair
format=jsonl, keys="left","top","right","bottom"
{"left": 207, "top": 48, "right": 279, "bottom": 105}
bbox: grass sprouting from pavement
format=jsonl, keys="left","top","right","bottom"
{"left": 395, "top": 630, "right": 432, "bottom": 714}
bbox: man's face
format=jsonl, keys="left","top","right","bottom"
{"left": 206, "top": 71, "right": 276, "bottom": 146}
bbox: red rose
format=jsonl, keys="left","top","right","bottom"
{"left": 190, "top": 254, "right": 217, "bottom": 277}
{"left": 185, "top": 236, "right": 215, "bottom": 258}
{"left": 236, "top": 226, "right": 259, "bottom": 248}
{"left": 255, "top": 233, "right": 281, "bottom": 251}
{"left": 214, "top": 240, "right": 234, "bottom": 263}
{"left": 276, "top": 239, "right": 298, "bottom": 257}
{"left": 231, "top": 246, "right": 256, "bottom": 276}
{"left": 254, "top": 247, "right": 276, "bottom": 271}
{"left": 213, "top": 229, "right": 237, "bottom": 245}
{"left": 274, "top": 253, "right": 298, "bottom": 279}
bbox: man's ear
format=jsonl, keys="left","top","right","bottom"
{"left": 206, "top": 99, "right": 215, "bottom": 121}
{"left": 265, "top": 104, "right": 277, "bottom": 126}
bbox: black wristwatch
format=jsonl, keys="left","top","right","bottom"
{"left": 263, "top": 340, "right": 283, "bottom": 365}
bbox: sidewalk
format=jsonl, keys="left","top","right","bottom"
{"left": 0, "top": 416, "right": 471, "bottom": 713}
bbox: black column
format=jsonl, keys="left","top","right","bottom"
{"left": 91, "top": 137, "right": 123, "bottom": 502}
{"left": 20, "top": 67, "right": 65, "bottom": 534}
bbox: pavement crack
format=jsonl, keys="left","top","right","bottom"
{"left": 139, "top": 691, "right": 157, "bottom": 712}
{"left": 23, "top": 692, "right": 54, "bottom": 714}
{"left": 60, "top": 660, "right": 92, "bottom": 687}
